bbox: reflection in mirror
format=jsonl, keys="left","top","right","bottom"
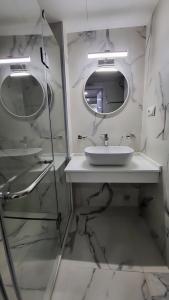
{"left": 1, "top": 74, "right": 45, "bottom": 119}
{"left": 84, "top": 69, "right": 129, "bottom": 115}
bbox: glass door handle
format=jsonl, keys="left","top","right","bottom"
{"left": 0, "top": 161, "right": 54, "bottom": 201}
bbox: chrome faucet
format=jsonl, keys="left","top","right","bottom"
{"left": 101, "top": 133, "right": 109, "bottom": 146}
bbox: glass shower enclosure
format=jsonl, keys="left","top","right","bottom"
{"left": 0, "top": 1, "right": 71, "bottom": 299}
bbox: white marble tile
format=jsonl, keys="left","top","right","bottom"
{"left": 52, "top": 260, "right": 149, "bottom": 300}
{"left": 145, "top": 272, "right": 169, "bottom": 299}
{"left": 73, "top": 182, "right": 139, "bottom": 208}
{"left": 63, "top": 207, "right": 165, "bottom": 272}
{"left": 20, "top": 289, "right": 45, "bottom": 300}
{"left": 140, "top": 0, "right": 169, "bottom": 264}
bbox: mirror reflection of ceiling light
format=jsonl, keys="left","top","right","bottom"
{"left": 0, "top": 57, "right": 31, "bottom": 64}
{"left": 96, "top": 66, "right": 118, "bottom": 72}
{"left": 84, "top": 91, "right": 88, "bottom": 95}
{"left": 10, "top": 72, "right": 30, "bottom": 77}
{"left": 88, "top": 51, "right": 128, "bottom": 59}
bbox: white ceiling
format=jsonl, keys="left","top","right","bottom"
{"left": 38, "top": 0, "right": 159, "bottom": 32}
{"left": 0, "top": 0, "right": 159, "bottom": 34}
{"left": 0, "top": 0, "right": 41, "bottom": 24}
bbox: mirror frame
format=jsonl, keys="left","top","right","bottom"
{"left": 83, "top": 67, "right": 130, "bottom": 117}
{"left": 0, "top": 72, "right": 47, "bottom": 121}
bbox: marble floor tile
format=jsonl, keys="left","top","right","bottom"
{"left": 20, "top": 289, "right": 45, "bottom": 300}
{"left": 145, "top": 272, "right": 169, "bottom": 299}
{"left": 51, "top": 260, "right": 150, "bottom": 300}
{"left": 63, "top": 207, "right": 166, "bottom": 271}
{"left": 6, "top": 286, "right": 45, "bottom": 300}
{"left": 1, "top": 218, "right": 61, "bottom": 298}
{"left": 4, "top": 286, "right": 18, "bottom": 300}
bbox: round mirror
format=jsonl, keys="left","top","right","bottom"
{"left": 84, "top": 69, "right": 129, "bottom": 115}
{"left": 0, "top": 74, "right": 45, "bottom": 120}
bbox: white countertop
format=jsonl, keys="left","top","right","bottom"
{"left": 33, "top": 154, "right": 66, "bottom": 172}
{"left": 65, "top": 153, "right": 161, "bottom": 183}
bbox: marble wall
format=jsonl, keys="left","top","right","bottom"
{"left": 0, "top": 22, "right": 67, "bottom": 173}
{"left": 140, "top": 0, "right": 169, "bottom": 263}
{"left": 44, "top": 23, "right": 67, "bottom": 155}
{"left": 73, "top": 183, "right": 140, "bottom": 209}
{"left": 67, "top": 27, "right": 146, "bottom": 153}
{"left": 0, "top": 34, "right": 51, "bottom": 156}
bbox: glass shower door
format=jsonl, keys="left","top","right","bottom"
{"left": 42, "top": 18, "right": 72, "bottom": 243}
{"left": 0, "top": 1, "right": 61, "bottom": 299}
{"left": 1, "top": 164, "right": 61, "bottom": 300}
{"left": 0, "top": 274, "right": 10, "bottom": 300}
{"left": 0, "top": 217, "right": 20, "bottom": 300}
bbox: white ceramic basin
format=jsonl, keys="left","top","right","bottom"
{"left": 85, "top": 146, "right": 134, "bottom": 166}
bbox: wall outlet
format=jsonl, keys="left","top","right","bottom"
{"left": 147, "top": 105, "right": 156, "bottom": 117}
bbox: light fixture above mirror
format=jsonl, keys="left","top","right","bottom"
{"left": 88, "top": 51, "right": 128, "bottom": 59}
{"left": 96, "top": 66, "right": 118, "bottom": 72}
{"left": 0, "top": 57, "right": 31, "bottom": 64}
{"left": 10, "top": 72, "right": 30, "bottom": 77}
{"left": 87, "top": 29, "right": 128, "bottom": 60}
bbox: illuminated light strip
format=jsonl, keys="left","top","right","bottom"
{"left": 0, "top": 57, "right": 31, "bottom": 64}
{"left": 96, "top": 67, "right": 118, "bottom": 72}
{"left": 88, "top": 52, "right": 128, "bottom": 59}
{"left": 10, "top": 72, "right": 30, "bottom": 77}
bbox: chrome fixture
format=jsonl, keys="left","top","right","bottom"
{"left": 0, "top": 161, "right": 53, "bottom": 201}
{"left": 101, "top": 133, "right": 109, "bottom": 146}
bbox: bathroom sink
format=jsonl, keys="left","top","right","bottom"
{"left": 85, "top": 146, "right": 134, "bottom": 166}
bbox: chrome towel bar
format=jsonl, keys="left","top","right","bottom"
{"left": 0, "top": 161, "right": 54, "bottom": 201}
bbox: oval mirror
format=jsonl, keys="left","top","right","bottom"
{"left": 84, "top": 69, "right": 129, "bottom": 115}
{"left": 0, "top": 74, "right": 45, "bottom": 120}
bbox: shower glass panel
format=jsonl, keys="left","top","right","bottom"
{"left": 0, "top": 0, "right": 71, "bottom": 299}
{"left": 0, "top": 223, "right": 18, "bottom": 300}
{"left": 42, "top": 18, "right": 72, "bottom": 242}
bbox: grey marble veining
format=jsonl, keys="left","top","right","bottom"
{"left": 63, "top": 206, "right": 165, "bottom": 272}
{"left": 73, "top": 183, "right": 140, "bottom": 209}
{"left": 145, "top": 272, "right": 169, "bottom": 299}
{"left": 51, "top": 196, "right": 169, "bottom": 300}
{"left": 52, "top": 259, "right": 163, "bottom": 300}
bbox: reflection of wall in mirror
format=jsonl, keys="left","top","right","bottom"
{"left": 0, "top": 35, "right": 52, "bottom": 155}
